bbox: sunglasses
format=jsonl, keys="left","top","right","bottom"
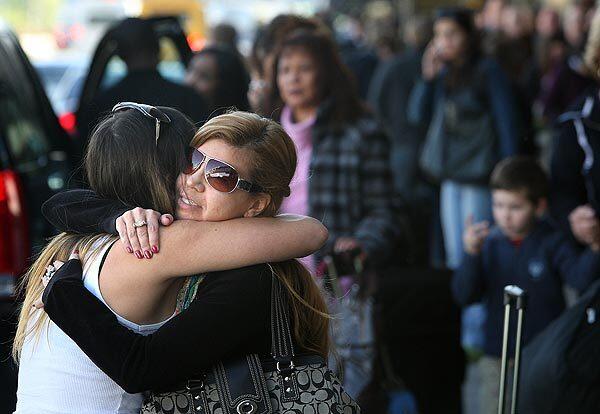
{"left": 185, "top": 147, "right": 264, "bottom": 193}
{"left": 112, "top": 102, "right": 171, "bottom": 145}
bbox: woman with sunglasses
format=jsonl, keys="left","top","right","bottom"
{"left": 13, "top": 105, "right": 330, "bottom": 413}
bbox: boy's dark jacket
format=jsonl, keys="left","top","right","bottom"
{"left": 452, "top": 217, "right": 600, "bottom": 357}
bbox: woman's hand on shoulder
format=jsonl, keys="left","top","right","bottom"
{"left": 115, "top": 207, "right": 174, "bottom": 260}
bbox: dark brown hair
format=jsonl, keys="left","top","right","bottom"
{"left": 86, "top": 106, "right": 195, "bottom": 213}
{"left": 490, "top": 156, "right": 549, "bottom": 203}
{"left": 267, "top": 29, "right": 367, "bottom": 127}
{"left": 434, "top": 7, "right": 481, "bottom": 90}
{"left": 250, "top": 15, "right": 322, "bottom": 77}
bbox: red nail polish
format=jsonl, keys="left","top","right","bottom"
{"left": 73, "top": 249, "right": 79, "bottom": 254}
{"left": 152, "top": 245, "right": 159, "bottom": 253}
{"left": 126, "top": 247, "right": 133, "bottom": 254}
{"left": 145, "top": 251, "right": 153, "bottom": 259}
{"left": 135, "top": 251, "right": 143, "bottom": 259}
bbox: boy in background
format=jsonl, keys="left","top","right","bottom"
{"left": 452, "top": 156, "right": 600, "bottom": 413}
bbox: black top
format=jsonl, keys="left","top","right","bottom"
{"left": 40, "top": 190, "right": 282, "bottom": 393}
{"left": 44, "top": 262, "right": 273, "bottom": 393}
{"left": 42, "top": 189, "right": 128, "bottom": 234}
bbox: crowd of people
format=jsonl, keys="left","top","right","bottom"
{"left": 12, "top": 1, "right": 600, "bottom": 413}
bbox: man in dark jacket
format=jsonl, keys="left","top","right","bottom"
{"left": 551, "top": 89, "right": 600, "bottom": 245}
{"left": 77, "top": 18, "right": 209, "bottom": 143}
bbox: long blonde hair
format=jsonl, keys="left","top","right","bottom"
{"left": 192, "top": 111, "right": 330, "bottom": 357}
{"left": 13, "top": 106, "right": 196, "bottom": 362}
{"left": 12, "top": 233, "right": 115, "bottom": 361}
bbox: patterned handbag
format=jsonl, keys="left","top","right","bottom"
{"left": 142, "top": 272, "right": 360, "bottom": 414}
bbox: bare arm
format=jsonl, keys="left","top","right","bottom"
{"left": 109, "top": 215, "right": 327, "bottom": 283}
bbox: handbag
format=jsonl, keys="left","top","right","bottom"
{"left": 142, "top": 271, "right": 360, "bottom": 414}
{"left": 419, "top": 64, "right": 498, "bottom": 184}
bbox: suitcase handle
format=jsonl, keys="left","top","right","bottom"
{"left": 503, "top": 285, "right": 527, "bottom": 310}
{"left": 499, "top": 285, "right": 527, "bottom": 414}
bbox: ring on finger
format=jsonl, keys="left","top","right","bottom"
{"left": 133, "top": 220, "right": 147, "bottom": 228}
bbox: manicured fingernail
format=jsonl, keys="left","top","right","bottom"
{"left": 144, "top": 251, "right": 153, "bottom": 259}
{"left": 73, "top": 249, "right": 79, "bottom": 254}
{"left": 126, "top": 247, "right": 133, "bottom": 254}
{"left": 152, "top": 245, "right": 159, "bottom": 253}
{"left": 135, "top": 251, "right": 143, "bottom": 259}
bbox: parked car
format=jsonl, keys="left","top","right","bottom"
{"left": 0, "top": 21, "right": 79, "bottom": 411}
{"left": 34, "top": 59, "right": 88, "bottom": 135}
{"left": 0, "top": 21, "right": 77, "bottom": 303}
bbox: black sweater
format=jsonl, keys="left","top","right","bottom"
{"left": 41, "top": 190, "right": 277, "bottom": 393}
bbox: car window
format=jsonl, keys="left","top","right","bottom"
{"left": 0, "top": 43, "right": 51, "bottom": 173}
{"left": 35, "top": 64, "right": 69, "bottom": 96}
{"left": 99, "top": 36, "right": 186, "bottom": 91}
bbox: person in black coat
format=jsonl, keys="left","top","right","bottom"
{"left": 77, "top": 18, "right": 209, "bottom": 143}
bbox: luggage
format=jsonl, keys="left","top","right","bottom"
{"left": 518, "top": 278, "right": 600, "bottom": 413}
{"left": 498, "top": 285, "right": 527, "bottom": 414}
{"left": 323, "top": 253, "right": 375, "bottom": 400}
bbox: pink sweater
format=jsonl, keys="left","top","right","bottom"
{"left": 280, "top": 106, "right": 315, "bottom": 216}
{"left": 280, "top": 105, "right": 316, "bottom": 273}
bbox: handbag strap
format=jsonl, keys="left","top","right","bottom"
{"left": 269, "top": 264, "right": 296, "bottom": 365}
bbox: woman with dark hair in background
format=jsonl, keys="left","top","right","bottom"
{"left": 248, "top": 15, "right": 323, "bottom": 114}
{"left": 267, "top": 28, "right": 399, "bottom": 274}
{"left": 266, "top": 28, "right": 400, "bottom": 398}
{"left": 185, "top": 46, "right": 251, "bottom": 115}
{"left": 408, "top": 7, "right": 519, "bottom": 355}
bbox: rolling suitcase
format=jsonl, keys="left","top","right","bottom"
{"left": 498, "top": 285, "right": 527, "bottom": 414}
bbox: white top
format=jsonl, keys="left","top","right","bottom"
{"left": 15, "top": 237, "right": 174, "bottom": 414}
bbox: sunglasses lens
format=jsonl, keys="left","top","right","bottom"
{"left": 185, "top": 147, "right": 205, "bottom": 174}
{"left": 206, "top": 159, "right": 239, "bottom": 192}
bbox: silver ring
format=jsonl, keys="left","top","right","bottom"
{"left": 133, "top": 220, "right": 147, "bottom": 228}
